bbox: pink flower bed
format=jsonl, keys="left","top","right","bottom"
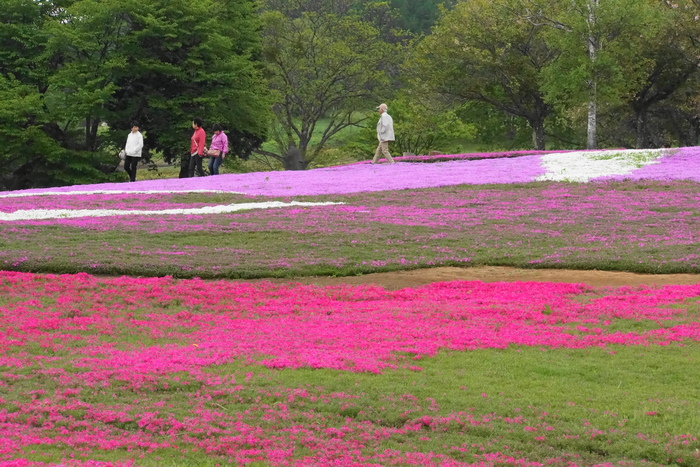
{"left": 2, "top": 181, "right": 694, "bottom": 277}
{"left": 1, "top": 272, "right": 700, "bottom": 465}
{"left": 602, "top": 147, "right": 700, "bottom": 181}
{"left": 0, "top": 193, "right": 260, "bottom": 213}
{"left": 2, "top": 147, "right": 696, "bottom": 198}
{"left": 2, "top": 272, "right": 700, "bottom": 376}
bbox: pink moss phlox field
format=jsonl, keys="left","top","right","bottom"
{"left": 2, "top": 272, "right": 700, "bottom": 465}
{"left": 2, "top": 272, "right": 700, "bottom": 377}
{"left": 3, "top": 147, "right": 696, "bottom": 198}
{"left": 5, "top": 181, "right": 693, "bottom": 273}
{"left": 0, "top": 156, "right": 547, "bottom": 197}
{"left": 601, "top": 147, "right": 700, "bottom": 182}
{"left": 5, "top": 181, "right": 699, "bottom": 241}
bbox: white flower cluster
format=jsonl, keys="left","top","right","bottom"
{"left": 536, "top": 149, "right": 666, "bottom": 182}
{"left": 0, "top": 189, "right": 232, "bottom": 199}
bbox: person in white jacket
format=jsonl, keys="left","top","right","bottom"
{"left": 123, "top": 121, "right": 144, "bottom": 182}
{"left": 371, "top": 103, "right": 395, "bottom": 164}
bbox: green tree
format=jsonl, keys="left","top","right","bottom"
{"left": 385, "top": 0, "right": 457, "bottom": 35}
{"left": 45, "top": 0, "right": 270, "bottom": 178}
{"left": 653, "top": 73, "right": 700, "bottom": 147}
{"left": 0, "top": 0, "right": 269, "bottom": 189}
{"left": 0, "top": 0, "right": 111, "bottom": 190}
{"left": 623, "top": 0, "right": 700, "bottom": 148}
{"left": 524, "top": 0, "right": 664, "bottom": 149}
{"left": 256, "top": 0, "right": 397, "bottom": 170}
{"left": 388, "top": 96, "right": 475, "bottom": 155}
{"left": 410, "top": 0, "right": 559, "bottom": 150}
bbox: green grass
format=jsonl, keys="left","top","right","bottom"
{"left": 9, "top": 344, "right": 700, "bottom": 465}
{"left": 590, "top": 150, "right": 662, "bottom": 168}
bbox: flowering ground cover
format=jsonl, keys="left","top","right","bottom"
{"left": 2, "top": 147, "right": 698, "bottom": 199}
{"left": 1, "top": 271, "right": 700, "bottom": 466}
{"left": 0, "top": 180, "right": 697, "bottom": 278}
{"left": 1, "top": 147, "right": 699, "bottom": 466}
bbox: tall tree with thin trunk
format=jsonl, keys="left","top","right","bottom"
{"left": 524, "top": 0, "right": 663, "bottom": 149}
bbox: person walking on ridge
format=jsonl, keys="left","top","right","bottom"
{"left": 372, "top": 103, "right": 395, "bottom": 164}
{"left": 123, "top": 121, "right": 143, "bottom": 182}
{"left": 188, "top": 118, "right": 206, "bottom": 177}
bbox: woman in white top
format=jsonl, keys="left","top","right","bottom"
{"left": 124, "top": 121, "right": 144, "bottom": 182}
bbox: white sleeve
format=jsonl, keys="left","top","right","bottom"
{"left": 136, "top": 133, "right": 143, "bottom": 154}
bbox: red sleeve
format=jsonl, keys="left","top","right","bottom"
{"left": 197, "top": 130, "right": 206, "bottom": 155}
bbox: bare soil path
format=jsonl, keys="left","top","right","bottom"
{"left": 249, "top": 266, "right": 700, "bottom": 290}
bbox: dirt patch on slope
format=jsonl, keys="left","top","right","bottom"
{"left": 252, "top": 266, "right": 700, "bottom": 290}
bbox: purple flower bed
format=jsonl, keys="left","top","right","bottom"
{"left": 0, "top": 156, "right": 548, "bottom": 197}
{"left": 0, "top": 180, "right": 698, "bottom": 277}
{"left": 599, "top": 147, "right": 700, "bottom": 182}
{"left": 1, "top": 148, "right": 696, "bottom": 199}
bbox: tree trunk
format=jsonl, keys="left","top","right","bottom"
{"left": 91, "top": 120, "right": 100, "bottom": 151}
{"left": 586, "top": 0, "right": 598, "bottom": 150}
{"left": 635, "top": 108, "right": 647, "bottom": 149}
{"left": 587, "top": 85, "right": 597, "bottom": 149}
{"left": 531, "top": 120, "right": 546, "bottom": 150}
{"left": 85, "top": 117, "right": 91, "bottom": 149}
{"left": 682, "top": 117, "right": 700, "bottom": 147}
{"left": 283, "top": 145, "right": 308, "bottom": 170}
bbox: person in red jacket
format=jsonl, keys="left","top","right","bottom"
{"left": 188, "top": 118, "right": 207, "bottom": 177}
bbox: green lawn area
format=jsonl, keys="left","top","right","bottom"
{"left": 9, "top": 345, "right": 700, "bottom": 466}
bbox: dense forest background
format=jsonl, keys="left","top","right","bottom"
{"left": 1, "top": 0, "right": 699, "bottom": 189}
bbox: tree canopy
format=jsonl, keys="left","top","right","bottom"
{"left": 256, "top": 0, "right": 399, "bottom": 169}
{"left": 3, "top": 0, "right": 700, "bottom": 186}
{"left": 0, "top": 0, "right": 269, "bottom": 189}
{"left": 410, "top": 0, "right": 559, "bottom": 149}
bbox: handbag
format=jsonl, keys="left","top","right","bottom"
{"left": 206, "top": 148, "right": 221, "bottom": 157}
{"left": 118, "top": 149, "right": 126, "bottom": 160}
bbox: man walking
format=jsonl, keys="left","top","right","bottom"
{"left": 188, "top": 118, "right": 206, "bottom": 177}
{"left": 372, "top": 103, "right": 395, "bottom": 164}
{"left": 123, "top": 121, "right": 143, "bottom": 182}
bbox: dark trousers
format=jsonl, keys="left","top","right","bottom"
{"left": 188, "top": 153, "right": 205, "bottom": 177}
{"left": 124, "top": 156, "right": 140, "bottom": 182}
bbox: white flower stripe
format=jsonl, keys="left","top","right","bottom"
{"left": 0, "top": 189, "right": 235, "bottom": 199}
{"left": 0, "top": 201, "right": 343, "bottom": 221}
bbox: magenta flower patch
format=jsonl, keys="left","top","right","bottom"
{"left": 1, "top": 272, "right": 699, "bottom": 465}
{"left": 2, "top": 271, "right": 699, "bottom": 375}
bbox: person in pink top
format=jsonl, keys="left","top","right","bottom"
{"left": 205, "top": 123, "right": 229, "bottom": 175}
{"left": 188, "top": 118, "right": 206, "bottom": 177}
